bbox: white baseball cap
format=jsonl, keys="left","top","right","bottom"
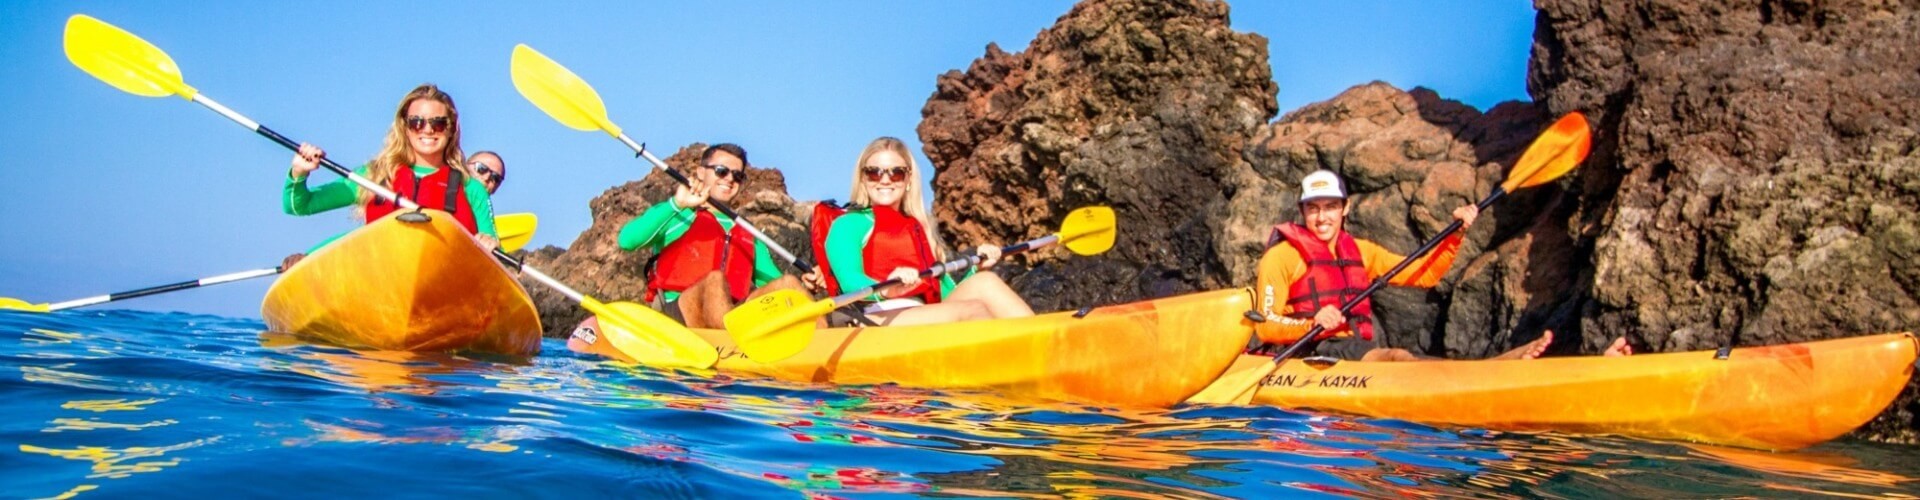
{"left": 1299, "top": 170, "right": 1346, "bottom": 202}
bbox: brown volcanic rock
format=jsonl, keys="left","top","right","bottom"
{"left": 1532, "top": 0, "right": 1920, "bottom": 443}
{"left": 919, "top": 0, "right": 1278, "bottom": 310}
{"left": 517, "top": 144, "right": 811, "bottom": 338}
{"left": 1234, "top": 83, "right": 1579, "bottom": 358}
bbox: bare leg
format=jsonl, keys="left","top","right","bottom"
{"left": 678, "top": 272, "right": 730, "bottom": 329}
{"left": 865, "top": 300, "right": 993, "bottom": 327}
{"left": 1360, "top": 348, "right": 1423, "bottom": 362}
{"left": 1603, "top": 337, "right": 1633, "bottom": 357}
{"left": 744, "top": 275, "right": 807, "bottom": 300}
{"left": 944, "top": 271, "right": 1034, "bottom": 319}
{"left": 1492, "top": 330, "right": 1554, "bottom": 360}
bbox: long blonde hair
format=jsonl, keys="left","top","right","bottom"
{"left": 849, "top": 137, "right": 945, "bottom": 260}
{"left": 357, "top": 84, "right": 469, "bottom": 215}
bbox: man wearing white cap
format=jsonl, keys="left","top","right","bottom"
{"left": 1253, "top": 170, "right": 1567, "bottom": 361}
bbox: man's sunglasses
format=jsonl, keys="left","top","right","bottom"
{"left": 406, "top": 115, "right": 452, "bottom": 133}
{"left": 471, "top": 161, "right": 504, "bottom": 183}
{"left": 706, "top": 164, "right": 748, "bottom": 182}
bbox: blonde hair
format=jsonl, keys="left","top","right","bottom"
{"left": 849, "top": 137, "right": 945, "bottom": 260}
{"left": 357, "top": 84, "right": 469, "bottom": 216}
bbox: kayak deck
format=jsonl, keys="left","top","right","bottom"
{"left": 1201, "top": 332, "right": 1917, "bottom": 450}
{"left": 261, "top": 210, "right": 543, "bottom": 356}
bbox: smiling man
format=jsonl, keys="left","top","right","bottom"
{"left": 1251, "top": 170, "right": 1623, "bottom": 361}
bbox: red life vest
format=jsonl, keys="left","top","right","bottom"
{"left": 1269, "top": 223, "right": 1376, "bottom": 340}
{"left": 810, "top": 203, "right": 942, "bottom": 304}
{"left": 365, "top": 166, "right": 480, "bottom": 234}
{"left": 644, "top": 209, "right": 758, "bottom": 303}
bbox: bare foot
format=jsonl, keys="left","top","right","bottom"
{"left": 1493, "top": 330, "right": 1554, "bottom": 360}
{"left": 281, "top": 253, "right": 305, "bottom": 270}
{"left": 1603, "top": 337, "right": 1633, "bottom": 357}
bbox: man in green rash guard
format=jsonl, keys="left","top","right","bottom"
{"left": 618, "top": 143, "right": 809, "bottom": 329}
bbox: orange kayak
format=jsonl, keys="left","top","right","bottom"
{"left": 570, "top": 288, "right": 1256, "bottom": 407}
{"left": 1198, "top": 332, "right": 1917, "bottom": 450}
{"left": 262, "top": 210, "right": 543, "bottom": 355}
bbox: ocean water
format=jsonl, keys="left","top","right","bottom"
{"left": 3, "top": 309, "right": 1916, "bottom": 499}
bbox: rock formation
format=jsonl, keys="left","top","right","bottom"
{"left": 1531, "top": 0, "right": 1920, "bottom": 444}
{"left": 918, "top": 0, "right": 1278, "bottom": 311}
{"left": 517, "top": 144, "right": 811, "bottom": 338}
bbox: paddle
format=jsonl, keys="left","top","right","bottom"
{"left": 0, "top": 213, "right": 540, "bottom": 313}
{"left": 1187, "top": 112, "right": 1592, "bottom": 405}
{"left": 509, "top": 44, "right": 816, "bottom": 276}
{"left": 61, "top": 15, "right": 717, "bottom": 369}
{"left": 721, "top": 206, "right": 1118, "bottom": 361}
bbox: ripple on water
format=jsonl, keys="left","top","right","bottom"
{"left": 3, "top": 309, "right": 1917, "bottom": 498}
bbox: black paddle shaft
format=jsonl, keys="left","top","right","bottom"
{"left": 1266, "top": 186, "right": 1509, "bottom": 362}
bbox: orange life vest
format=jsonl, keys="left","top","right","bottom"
{"left": 644, "top": 210, "right": 758, "bottom": 302}
{"left": 810, "top": 203, "right": 942, "bottom": 304}
{"left": 1269, "top": 223, "right": 1376, "bottom": 340}
{"left": 365, "top": 166, "right": 479, "bottom": 234}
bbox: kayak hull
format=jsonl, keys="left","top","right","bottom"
{"left": 1203, "top": 333, "right": 1917, "bottom": 450}
{"left": 574, "top": 289, "right": 1257, "bottom": 408}
{"left": 262, "top": 210, "right": 543, "bottom": 356}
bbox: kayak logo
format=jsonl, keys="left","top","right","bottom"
{"left": 1261, "top": 373, "right": 1371, "bottom": 389}
{"left": 571, "top": 325, "right": 598, "bottom": 345}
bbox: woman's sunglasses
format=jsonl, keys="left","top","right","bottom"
{"left": 862, "top": 166, "right": 909, "bottom": 183}
{"left": 406, "top": 115, "right": 453, "bottom": 133}
{"left": 706, "top": 164, "right": 748, "bottom": 183}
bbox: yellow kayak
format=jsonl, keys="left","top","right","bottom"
{"left": 570, "top": 289, "right": 1257, "bottom": 407}
{"left": 1199, "top": 332, "right": 1917, "bottom": 450}
{"left": 262, "top": 210, "right": 543, "bottom": 356}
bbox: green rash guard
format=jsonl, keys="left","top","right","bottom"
{"left": 618, "top": 201, "right": 783, "bottom": 302}
{"left": 822, "top": 207, "right": 961, "bottom": 302}
{"left": 284, "top": 164, "right": 497, "bottom": 251}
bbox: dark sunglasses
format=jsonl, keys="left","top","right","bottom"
{"left": 406, "top": 115, "right": 452, "bottom": 133}
{"left": 862, "top": 166, "right": 909, "bottom": 183}
{"left": 706, "top": 164, "right": 747, "bottom": 182}
{"left": 470, "top": 161, "right": 505, "bottom": 183}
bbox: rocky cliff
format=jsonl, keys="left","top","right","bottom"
{"left": 1530, "top": 0, "right": 1920, "bottom": 444}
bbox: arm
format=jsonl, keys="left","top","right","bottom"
{"left": 282, "top": 167, "right": 362, "bottom": 216}
{"left": 617, "top": 201, "right": 695, "bottom": 251}
{"left": 460, "top": 174, "right": 497, "bottom": 238}
{"left": 749, "top": 239, "right": 783, "bottom": 288}
{"left": 1358, "top": 233, "right": 1464, "bottom": 288}
{"left": 823, "top": 212, "right": 881, "bottom": 297}
{"left": 1253, "top": 245, "right": 1315, "bottom": 345}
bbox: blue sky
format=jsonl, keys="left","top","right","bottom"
{"left": 0, "top": 1, "right": 1534, "bottom": 319}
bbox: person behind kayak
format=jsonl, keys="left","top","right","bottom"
{"left": 283, "top": 84, "right": 498, "bottom": 248}
{"left": 468, "top": 150, "right": 506, "bottom": 195}
{"left": 809, "top": 136, "right": 1033, "bottom": 327}
{"left": 618, "top": 143, "right": 809, "bottom": 329}
{"left": 1254, "top": 169, "right": 1630, "bottom": 361}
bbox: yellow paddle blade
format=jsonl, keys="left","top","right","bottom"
{"left": 1058, "top": 206, "right": 1116, "bottom": 256}
{"left": 62, "top": 15, "right": 196, "bottom": 100}
{"left": 1502, "top": 112, "right": 1592, "bottom": 192}
{"left": 723, "top": 289, "right": 828, "bottom": 362}
{"left": 510, "top": 44, "right": 621, "bottom": 136}
{"left": 494, "top": 213, "right": 537, "bottom": 253}
{"left": 0, "top": 297, "right": 51, "bottom": 313}
{"left": 583, "top": 298, "right": 717, "bottom": 369}
{"left": 1185, "top": 356, "right": 1275, "bottom": 405}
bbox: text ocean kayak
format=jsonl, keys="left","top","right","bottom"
{"left": 570, "top": 288, "right": 1257, "bottom": 407}
{"left": 262, "top": 210, "right": 543, "bottom": 355}
{"left": 1198, "top": 332, "right": 1917, "bottom": 450}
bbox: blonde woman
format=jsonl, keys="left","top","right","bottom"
{"left": 808, "top": 137, "right": 1033, "bottom": 326}
{"left": 282, "top": 84, "right": 497, "bottom": 250}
